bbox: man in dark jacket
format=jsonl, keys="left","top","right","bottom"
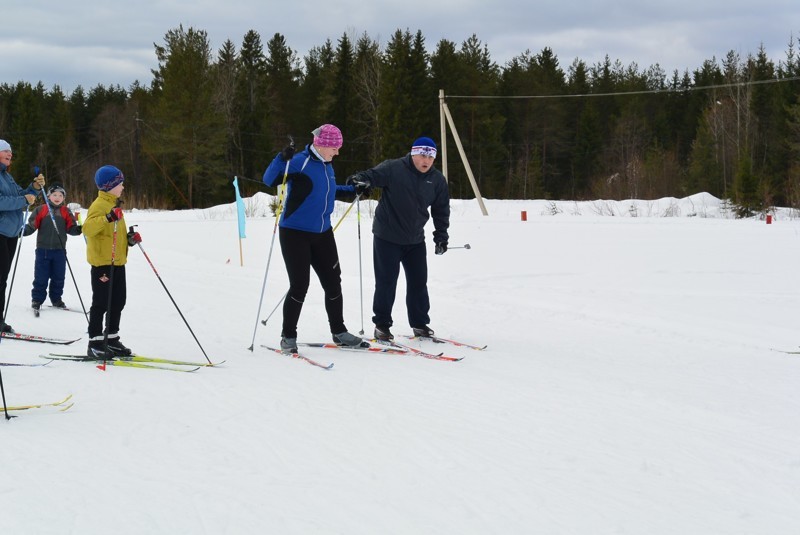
{"left": 348, "top": 136, "right": 450, "bottom": 341}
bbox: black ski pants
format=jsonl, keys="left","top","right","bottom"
{"left": 371, "top": 236, "right": 430, "bottom": 329}
{"left": 0, "top": 235, "right": 18, "bottom": 322}
{"left": 278, "top": 227, "right": 347, "bottom": 338}
{"left": 89, "top": 264, "right": 126, "bottom": 338}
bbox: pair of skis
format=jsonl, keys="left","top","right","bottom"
{"left": 1, "top": 332, "right": 80, "bottom": 345}
{"left": 42, "top": 353, "right": 225, "bottom": 372}
{"left": 371, "top": 339, "right": 464, "bottom": 361}
{"left": 261, "top": 346, "right": 335, "bottom": 370}
{"left": 368, "top": 332, "right": 486, "bottom": 359}
{"left": 262, "top": 334, "right": 480, "bottom": 370}
{"left": 771, "top": 348, "right": 800, "bottom": 355}
{"left": 4, "top": 393, "right": 74, "bottom": 414}
{"left": 1, "top": 359, "right": 54, "bottom": 367}
{"left": 261, "top": 340, "right": 427, "bottom": 369}
{"left": 399, "top": 334, "right": 487, "bottom": 351}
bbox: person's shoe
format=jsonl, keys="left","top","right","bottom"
{"left": 51, "top": 300, "right": 67, "bottom": 309}
{"left": 412, "top": 325, "right": 435, "bottom": 338}
{"left": 87, "top": 337, "right": 111, "bottom": 359}
{"left": 332, "top": 331, "right": 367, "bottom": 348}
{"left": 31, "top": 301, "right": 42, "bottom": 311}
{"left": 280, "top": 336, "right": 298, "bottom": 354}
{"left": 106, "top": 336, "right": 132, "bottom": 356}
{"left": 0, "top": 322, "right": 14, "bottom": 334}
{"left": 374, "top": 325, "right": 394, "bottom": 341}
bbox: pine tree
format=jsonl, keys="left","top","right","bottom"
{"left": 149, "top": 25, "right": 227, "bottom": 207}
{"left": 237, "top": 30, "right": 268, "bottom": 182}
{"left": 377, "top": 30, "right": 433, "bottom": 162}
{"left": 329, "top": 33, "right": 358, "bottom": 179}
{"left": 214, "top": 39, "right": 241, "bottom": 181}
{"left": 265, "top": 33, "right": 301, "bottom": 150}
{"left": 300, "top": 40, "right": 335, "bottom": 138}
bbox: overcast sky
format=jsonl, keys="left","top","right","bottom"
{"left": 4, "top": 1, "right": 799, "bottom": 94}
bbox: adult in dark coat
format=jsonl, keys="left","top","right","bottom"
{"left": 0, "top": 139, "right": 43, "bottom": 333}
{"left": 348, "top": 136, "right": 450, "bottom": 341}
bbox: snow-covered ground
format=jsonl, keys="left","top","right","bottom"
{"left": 1, "top": 193, "right": 799, "bottom": 534}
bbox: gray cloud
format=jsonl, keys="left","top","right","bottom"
{"left": 5, "top": 0, "right": 798, "bottom": 93}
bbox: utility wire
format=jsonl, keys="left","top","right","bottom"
{"left": 446, "top": 76, "right": 800, "bottom": 100}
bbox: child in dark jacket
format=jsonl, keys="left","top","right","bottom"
{"left": 23, "top": 184, "right": 81, "bottom": 312}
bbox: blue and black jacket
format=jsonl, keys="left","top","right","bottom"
{"left": 0, "top": 163, "right": 38, "bottom": 238}
{"left": 262, "top": 145, "right": 355, "bottom": 234}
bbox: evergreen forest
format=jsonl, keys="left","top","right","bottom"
{"left": 2, "top": 26, "right": 800, "bottom": 216}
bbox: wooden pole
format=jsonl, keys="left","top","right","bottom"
{"left": 441, "top": 100, "right": 489, "bottom": 216}
{"left": 439, "top": 89, "right": 448, "bottom": 180}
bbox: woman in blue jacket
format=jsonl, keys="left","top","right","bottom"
{"left": 0, "top": 139, "right": 44, "bottom": 333}
{"left": 262, "top": 124, "right": 368, "bottom": 353}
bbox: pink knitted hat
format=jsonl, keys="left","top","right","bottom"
{"left": 312, "top": 124, "right": 343, "bottom": 149}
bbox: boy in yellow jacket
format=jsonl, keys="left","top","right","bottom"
{"left": 82, "top": 165, "right": 137, "bottom": 358}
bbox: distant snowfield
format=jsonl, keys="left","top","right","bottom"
{"left": 195, "top": 190, "right": 796, "bottom": 221}
{"left": 2, "top": 193, "right": 799, "bottom": 535}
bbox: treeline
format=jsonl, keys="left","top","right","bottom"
{"left": 1, "top": 26, "right": 799, "bottom": 214}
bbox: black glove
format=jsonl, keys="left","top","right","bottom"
{"left": 346, "top": 175, "right": 372, "bottom": 196}
{"left": 127, "top": 230, "right": 142, "bottom": 246}
{"left": 105, "top": 207, "right": 123, "bottom": 222}
{"left": 435, "top": 241, "right": 448, "bottom": 255}
{"left": 354, "top": 181, "right": 372, "bottom": 196}
{"left": 280, "top": 142, "right": 296, "bottom": 162}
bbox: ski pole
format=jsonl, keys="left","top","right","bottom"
{"left": 449, "top": 244, "right": 471, "bottom": 250}
{"left": 129, "top": 226, "right": 213, "bottom": 365}
{"left": 249, "top": 137, "right": 293, "bottom": 351}
{"left": 331, "top": 192, "right": 360, "bottom": 232}
{"left": 248, "top": 193, "right": 283, "bottom": 350}
{"left": 100, "top": 204, "right": 121, "bottom": 364}
{"left": 4, "top": 168, "right": 45, "bottom": 320}
{"left": 260, "top": 290, "right": 287, "bottom": 326}
{"left": 356, "top": 194, "right": 364, "bottom": 335}
{"left": 36, "top": 173, "right": 89, "bottom": 322}
{"left": 1, "top": 366, "right": 15, "bottom": 420}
